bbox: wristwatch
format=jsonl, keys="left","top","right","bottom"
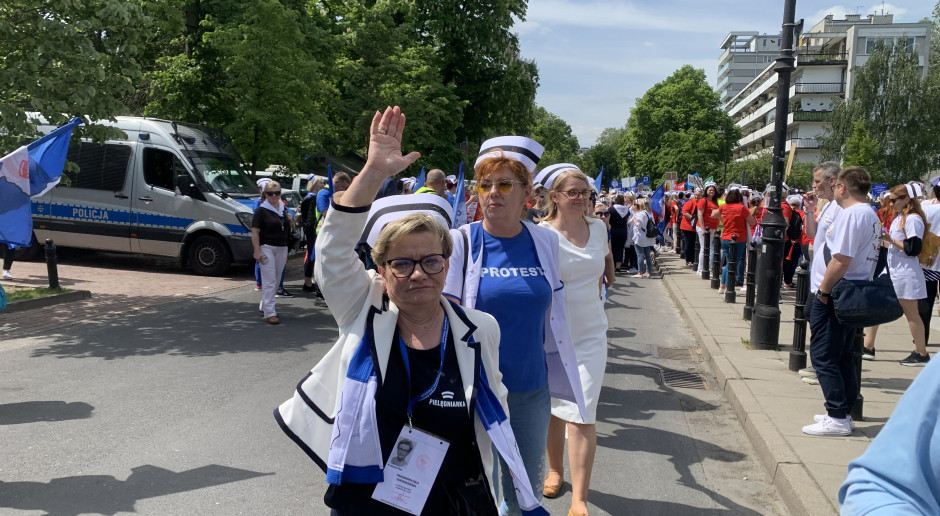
{"left": 816, "top": 290, "right": 831, "bottom": 300}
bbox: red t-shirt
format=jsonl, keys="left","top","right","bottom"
{"left": 720, "top": 203, "right": 751, "bottom": 241}
{"left": 680, "top": 200, "right": 696, "bottom": 231}
{"left": 797, "top": 209, "right": 812, "bottom": 245}
{"left": 696, "top": 198, "right": 719, "bottom": 230}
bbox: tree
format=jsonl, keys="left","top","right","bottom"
{"left": 413, "top": 0, "right": 539, "bottom": 144}
{"left": 842, "top": 121, "right": 880, "bottom": 174}
{"left": 529, "top": 107, "right": 579, "bottom": 167}
{"left": 620, "top": 65, "right": 740, "bottom": 184}
{"left": 929, "top": 1, "right": 940, "bottom": 71}
{"left": 577, "top": 127, "right": 626, "bottom": 181}
{"left": 0, "top": 0, "right": 150, "bottom": 151}
{"left": 820, "top": 40, "right": 940, "bottom": 185}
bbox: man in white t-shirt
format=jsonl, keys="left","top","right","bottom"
{"left": 804, "top": 166, "right": 880, "bottom": 436}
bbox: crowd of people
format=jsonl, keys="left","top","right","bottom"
{"left": 262, "top": 106, "right": 938, "bottom": 514}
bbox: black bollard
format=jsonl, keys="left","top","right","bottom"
{"left": 44, "top": 239, "right": 60, "bottom": 290}
{"left": 743, "top": 243, "right": 758, "bottom": 320}
{"left": 710, "top": 230, "right": 722, "bottom": 289}
{"left": 701, "top": 230, "right": 711, "bottom": 280}
{"left": 788, "top": 257, "right": 811, "bottom": 371}
{"left": 674, "top": 222, "right": 682, "bottom": 254}
{"left": 851, "top": 328, "right": 864, "bottom": 421}
{"left": 725, "top": 235, "right": 738, "bottom": 303}
{"left": 693, "top": 231, "right": 700, "bottom": 271}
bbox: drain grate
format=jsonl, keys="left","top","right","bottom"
{"left": 656, "top": 346, "right": 697, "bottom": 361}
{"left": 660, "top": 368, "right": 710, "bottom": 390}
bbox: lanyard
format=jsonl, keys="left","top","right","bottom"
{"left": 398, "top": 315, "right": 449, "bottom": 430}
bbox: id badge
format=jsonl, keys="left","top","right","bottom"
{"left": 371, "top": 426, "right": 450, "bottom": 515}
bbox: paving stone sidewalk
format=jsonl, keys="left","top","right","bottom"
{"left": 657, "top": 251, "right": 930, "bottom": 515}
{"left": 0, "top": 253, "right": 305, "bottom": 341}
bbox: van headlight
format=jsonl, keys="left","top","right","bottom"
{"left": 237, "top": 212, "right": 253, "bottom": 230}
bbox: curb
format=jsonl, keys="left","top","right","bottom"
{"left": 2, "top": 289, "right": 93, "bottom": 314}
{"left": 658, "top": 256, "right": 836, "bottom": 516}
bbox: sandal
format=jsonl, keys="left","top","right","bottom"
{"left": 543, "top": 472, "right": 563, "bottom": 498}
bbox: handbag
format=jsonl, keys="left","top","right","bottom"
{"left": 824, "top": 247, "right": 902, "bottom": 327}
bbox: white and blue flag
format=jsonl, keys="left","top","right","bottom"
{"left": 452, "top": 163, "right": 467, "bottom": 228}
{"left": 0, "top": 117, "right": 82, "bottom": 247}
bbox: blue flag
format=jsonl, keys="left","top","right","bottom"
{"left": 452, "top": 163, "right": 467, "bottom": 228}
{"left": 650, "top": 182, "right": 665, "bottom": 218}
{"left": 594, "top": 166, "right": 604, "bottom": 193}
{"left": 415, "top": 167, "right": 426, "bottom": 190}
{"left": 0, "top": 117, "right": 82, "bottom": 247}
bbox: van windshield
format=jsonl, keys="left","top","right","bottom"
{"left": 190, "top": 153, "right": 257, "bottom": 195}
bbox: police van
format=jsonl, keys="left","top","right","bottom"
{"left": 26, "top": 116, "right": 260, "bottom": 275}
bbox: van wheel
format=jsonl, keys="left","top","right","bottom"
{"left": 189, "top": 235, "right": 231, "bottom": 276}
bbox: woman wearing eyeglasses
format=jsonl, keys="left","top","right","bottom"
{"left": 252, "top": 181, "right": 292, "bottom": 324}
{"left": 444, "top": 140, "right": 585, "bottom": 516}
{"left": 537, "top": 165, "right": 612, "bottom": 516}
{"left": 276, "top": 107, "right": 547, "bottom": 516}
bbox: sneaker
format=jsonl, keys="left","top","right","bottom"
{"left": 900, "top": 351, "right": 930, "bottom": 367}
{"left": 276, "top": 288, "right": 294, "bottom": 298}
{"left": 2, "top": 270, "right": 11, "bottom": 280}
{"left": 717, "top": 287, "right": 727, "bottom": 295}
{"left": 254, "top": 285, "right": 262, "bottom": 291}
{"left": 265, "top": 316, "right": 280, "bottom": 325}
{"left": 802, "top": 415, "right": 853, "bottom": 436}
{"left": 814, "top": 414, "right": 856, "bottom": 430}
{"left": 627, "top": 268, "right": 638, "bottom": 274}
{"left": 631, "top": 273, "right": 644, "bottom": 278}
{"left": 302, "top": 284, "right": 317, "bottom": 293}
{"left": 641, "top": 273, "right": 650, "bottom": 279}
{"left": 801, "top": 376, "right": 819, "bottom": 385}
{"left": 738, "top": 285, "right": 747, "bottom": 292}
{"left": 799, "top": 367, "right": 816, "bottom": 377}
{"left": 861, "top": 347, "right": 875, "bottom": 361}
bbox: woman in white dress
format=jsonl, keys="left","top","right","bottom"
{"left": 884, "top": 184, "right": 931, "bottom": 366}
{"left": 537, "top": 165, "right": 612, "bottom": 516}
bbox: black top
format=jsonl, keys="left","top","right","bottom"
{"left": 251, "top": 206, "right": 290, "bottom": 247}
{"left": 608, "top": 205, "right": 628, "bottom": 230}
{"left": 324, "top": 328, "right": 492, "bottom": 515}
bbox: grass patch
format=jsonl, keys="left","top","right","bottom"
{"left": 741, "top": 337, "right": 751, "bottom": 350}
{"left": 5, "top": 286, "right": 69, "bottom": 302}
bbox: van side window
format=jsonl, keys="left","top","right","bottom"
{"left": 143, "top": 148, "right": 186, "bottom": 191}
{"left": 64, "top": 143, "right": 131, "bottom": 191}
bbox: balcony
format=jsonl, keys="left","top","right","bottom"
{"left": 796, "top": 52, "right": 848, "bottom": 65}
{"left": 791, "top": 138, "right": 820, "bottom": 149}
{"left": 793, "top": 82, "right": 844, "bottom": 94}
{"left": 792, "top": 111, "right": 832, "bottom": 122}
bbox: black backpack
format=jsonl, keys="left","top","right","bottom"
{"left": 786, "top": 210, "right": 803, "bottom": 241}
{"left": 645, "top": 215, "right": 660, "bottom": 238}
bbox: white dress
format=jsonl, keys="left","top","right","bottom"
{"left": 887, "top": 214, "right": 927, "bottom": 300}
{"left": 540, "top": 217, "right": 610, "bottom": 424}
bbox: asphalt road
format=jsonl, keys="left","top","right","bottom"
{"left": 0, "top": 257, "right": 787, "bottom": 515}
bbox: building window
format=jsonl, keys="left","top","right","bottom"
{"left": 866, "top": 37, "right": 915, "bottom": 54}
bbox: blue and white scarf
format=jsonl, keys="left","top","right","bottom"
{"left": 325, "top": 308, "right": 547, "bottom": 516}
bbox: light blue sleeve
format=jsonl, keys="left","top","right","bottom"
{"left": 839, "top": 358, "right": 940, "bottom": 515}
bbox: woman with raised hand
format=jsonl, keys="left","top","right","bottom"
{"left": 884, "top": 184, "right": 931, "bottom": 366}
{"left": 537, "top": 165, "right": 612, "bottom": 516}
{"left": 275, "top": 107, "right": 546, "bottom": 516}
{"left": 444, "top": 141, "right": 585, "bottom": 516}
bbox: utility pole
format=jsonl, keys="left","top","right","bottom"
{"left": 750, "top": 0, "right": 798, "bottom": 350}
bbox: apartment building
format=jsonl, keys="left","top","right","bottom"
{"left": 717, "top": 32, "right": 782, "bottom": 106}
{"left": 720, "top": 14, "right": 931, "bottom": 165}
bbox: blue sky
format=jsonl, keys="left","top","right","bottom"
{"left": 515, "top": 1, "right": 935, "bottom": 147}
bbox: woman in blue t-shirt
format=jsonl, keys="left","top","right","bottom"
{"left": 444, "top": 138, "right": 584, "bottom": 516}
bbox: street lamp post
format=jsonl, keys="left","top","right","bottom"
{"left": 750, "top": 0, "right": 797, "bottom": 350}
{"left": 716, "top": 129, "right": 730, "bottom": 185}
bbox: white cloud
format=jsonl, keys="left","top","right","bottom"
{"left": 807, "top": 3, "right": 909, "bottom": 25}
{"left": 514, "top": 20, "right": 548, "bottom": 36}
{"left": 525, "top": 0, "right": 756, "bottom": 34}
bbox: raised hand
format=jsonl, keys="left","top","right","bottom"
{"left": 366, "top": 106, "right": 421, "bottom": 178}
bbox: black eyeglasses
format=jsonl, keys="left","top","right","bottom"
{"left": 385, "top": 254, "right": 446, "bottom": 278}
{"left": 594, "top": 212, "right": 609, "bottom": 217}
{"left": 475, "top": 178, "right": 523, "bottom": 195}
{"left": 265, "top": 191, "right": 281, "bottom": 197}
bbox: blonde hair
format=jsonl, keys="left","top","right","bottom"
{"left": 542, "top": 169, "right": 592, "bottom": 222}
{"left": 264, "top": 180, "right": 281, "bottom": 193}
{"left": 634, "top": 197, "right": 652, "bottom": 213}
{"left": 370, "top": 213, "right": 453, "bottom": 266}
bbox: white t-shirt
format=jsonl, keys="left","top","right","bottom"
{"left": 812, "top": 202, "right": 879, "bottom": 292}
{"left": 809, "top": 201, "right": 843, "bottom": 292}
